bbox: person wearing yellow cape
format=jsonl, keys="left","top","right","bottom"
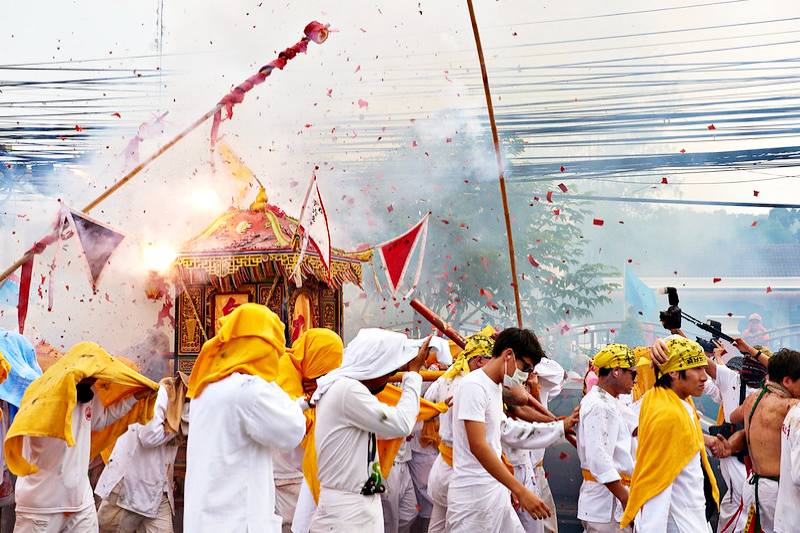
{"left": 4, "top": 342, "right": 157, "bottom": 533}
{"left": 576, "top": 344, "right": 637, "bottom": 533}
{"left": 274, "top": 328, "right": 345, "bottom": 533}
{"left": 184, "top": 303, "right": 307, "bottom": 533}
{"left": 620, "top": 337, "right": 719, "bottom": 532}
{"left": 306, "top": 328, "right": 430, "bottom": 533}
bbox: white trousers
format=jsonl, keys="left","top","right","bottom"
{"left": 716, "top": 457, "right": 746, "bottom": 533}
{"left": 447, "top": 482, "right": 524, "bottom": 533}
{"left": 408, "top": 450, "right": 436, "bottom": 519}
{"left": 381, "top": 462, "right": 417, "bottom": 533}
{"left": 309, "top": 488, "right": 382, "bottom": 533}
{"left": 582, "top": 521, "right": 631, "bottom": 533}
{"left": 275, "top": 478, "right": 303, "bottom": 533}
{"left": 426, "top": 455, "right": 452, "bottom": 533}
{"left": 291, "top": 480, "right": 316, "bottom": 533}
{"left": 513, "top": 463, "right": 544, "bottom": 533}
{"left": 534, "top": 464, "right": 558, "bottom": 533}
{"left": 738, "top": 475, "right": 778, "bottom": 533}
{"left": 97, "top": 492, "right": 173, "bottom": 533}
{"left": 14, "top": 505, "right": 98, "bottom": 533}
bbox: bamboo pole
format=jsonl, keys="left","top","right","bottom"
{"left": 465, "top": 0, "right": 523, "bottom": 328}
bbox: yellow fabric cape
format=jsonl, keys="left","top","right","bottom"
{"left": 621, "top": 386, "right": 719, "bottom": 528}
{"left": 631, "top": 346, "right": 656, "bottom": 402}
{"left": 276, "top": 328, "right": 344, "bottom": 504}
{"left": 375, "top": 384, "right": 448, "bottom": 479}
{"left": 187, "top": 303, "right": 285, "bottom": 399}
{"left": 4, "top": 341, "right": 158, "bottom": 476}
{"left": 0, "top": 354, "right": 11, "bottom": 406}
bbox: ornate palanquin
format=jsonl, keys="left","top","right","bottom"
{"left": 171, "top": 188, "right": 372, "bottom": 374}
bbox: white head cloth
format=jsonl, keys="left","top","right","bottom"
{"left": 407, "top": 335, "right": 452, "bottom": 366}
{"left": 312, "top": 328, "right": 418, "bottom": 403}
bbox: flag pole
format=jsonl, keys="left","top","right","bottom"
{"left": 0, "top": 22, "right": 329, "bottom": 286}
{"left": 465, "top": 0, "right": 523, "bottom": 328}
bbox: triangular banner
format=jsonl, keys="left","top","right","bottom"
{"left": 68, "top": 210, "right": 125, "bottom": 290}
{"left": 377, "top": 214, "right": 430, "bottom": 298}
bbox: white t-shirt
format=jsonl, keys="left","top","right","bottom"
{"left": 451, "top": 368, "right": 502, "bottom": 488}
{"left": 314, "top": 373, "right": 421, "bottom": 494}
{"left": 775, "top": 403, "right": 800, "bottom": 533}
{"left": 636, "top": 400, "right": 710, "bottom": 533}
{"left": 16, "top": 394, "right": 136, "bottom": 514}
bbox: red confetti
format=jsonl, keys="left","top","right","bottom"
{"left": 727, "top": 312, "right": 733, "bottom": 317}
{"left": 751, "top": 221, "right": 758, "bottom": 227}
{"left": 559, "top": 452, "right": 568, "bottom": 460}
{"left": 357, "top": 98, "right": 369, "bottom": 109}
{"left": 360, "top": 27, "right": 367, "bottom": 33}
{"left": 708, "top": 124, "right": 716, "bottom": 130}
{"left": 387, "top": 204, "right": 394, "bottom": 213}
{"left": 411, "top": 140, "right": 418, "bottom": 148}
{"left": 354, "top": 64, "right": 361, "bottom": 73}
{"left": 627, "top": 259, "right": 632, "bottom": 263}
{"left": 593, "top": 218, "right": 604, "bottom": 226}
{"left": 661, "top": 177, "right": 668, "bottom": 184}
{"left": 713, "top": 277, "right": 722, "bottom": 283}
{"left": 754, "top": 190, "right": 760, "bottom": 197}
{"left": 74, "top": 125, "right": 83, "bottom": 132}
{"left": 446, "top": 137, "right": 452, "bottom": 143}
{"left": 326, "top": 88, "right": 333, "bottom": 97}
{"left": 558, "top": 183, "right": 568, "bottom": 193}
{"left": 766, "top": 286, "right": 773, "bottom": 293}
{"left": 546, "top": 191, "right": 553, "bottom": 203}
{"left": 527, "top": 254, "right": 540, "bottom": 268}
{"left": 441, "top": 219, "right": 450, "bottom": 225}
{"left": 552, "top": 208, "right": 560, "bottom": 216}
{"left": 610, "top": 328, "right": 616, "bottom": 333}
{"left": 111, "top": 112, "right": 121, "bottom": 118}
{"left": 304, "top": 123, "right": 312, "bottom": 128}
{"left": 618, "top": 220, "right": 624, "bottom": 224}
{"left": 559, "top": 166, "right": 566, "bottom": 173}
{"left": 679, "top": 148, "right": 686, "bottom": 154}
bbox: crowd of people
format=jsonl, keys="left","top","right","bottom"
{"left": 0, "top": 302, "right": 797, "bottom": 533}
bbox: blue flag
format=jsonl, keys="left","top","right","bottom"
{"left": 624, "top": 265, "right": 657, "bottom": 321}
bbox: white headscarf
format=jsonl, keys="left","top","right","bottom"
{"left": 312, "top": 328, "right": 418, "bottom": 403}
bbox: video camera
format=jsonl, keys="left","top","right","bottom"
{"left": 658, "top": 287, "right": 734, "bottom": 345}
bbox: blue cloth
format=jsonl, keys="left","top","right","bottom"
{"left": 0, "top": 331, "right": 42, "bottom": 414}
{"left": 624, "top": 265, "right": 658, "bottom": 321}
{"left": 0, "top": 279, "right": 18, "bottom": 307}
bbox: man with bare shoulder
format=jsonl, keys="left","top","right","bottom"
{"left": 730, "top": 348, "right": 800, "bottom": 533}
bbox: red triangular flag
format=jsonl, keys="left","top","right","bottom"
{"left": 377, "top": 214, "right": 429, "bottom": 297}
{"left": 69, "top": 210, "right": 125, "bottom": 289}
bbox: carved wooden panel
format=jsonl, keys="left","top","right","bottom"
{"left": 177, "top": 286, "right": 204, "bottom": 354}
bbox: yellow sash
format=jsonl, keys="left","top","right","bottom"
{"left": 581, "top": 468, "right": 631, "bottom": 487}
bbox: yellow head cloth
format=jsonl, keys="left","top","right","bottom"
{"left": 4, "top": 342, "right": 158, "bottom": 476}
{"left": 592, "top": 344, "right": 635, "bottom": 369}
{"left": 442, "top": 326, "right": 495, "bottom": 380}
{"left": 276, "top": 328, "right": 344, "bottom": 504}
{"left": 187, "top": 303, "right": 285, "bottom": 399}
{"left": 657, "top": 337, "right": 707, "bottom": 376}
{"left": 621, "top": 386, "right": 719, "bottom": 527}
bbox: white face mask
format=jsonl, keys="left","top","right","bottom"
{"left": 502, "top": 356, "right": 529, "bottom": 388}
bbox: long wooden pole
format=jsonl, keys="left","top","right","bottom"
{"left": 466, "top": 0, "right": 523, "bottom": 328}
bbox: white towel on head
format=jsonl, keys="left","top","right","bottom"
{"left": 312, "top": 328, "right": 418, "bottom": 404}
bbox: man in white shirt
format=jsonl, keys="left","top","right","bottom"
{"left": 13, "top": 378, "right": 145, "bottom": 533}
{"left": 621, "top": 336, "right": 719, "bottom": 533}
{"left": 96, "top": 379, "right": 186, "bottom": 533}
{"left": 528, "top": 357, "right": 566, "bottom": 533}
{"left": 184, "top": 303, "right": 307, "bottom": 533}
{"left": 775, "top": 401, "right": 800, "bottom": 532}
{"left": 309, "top": 329, "right": 428, "bottom": 533}
{"left": 576, "top": 344, "right": 636, "bottom": 533}
{"left": 446, "top": 327, "right": 554, "bottom": 533}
